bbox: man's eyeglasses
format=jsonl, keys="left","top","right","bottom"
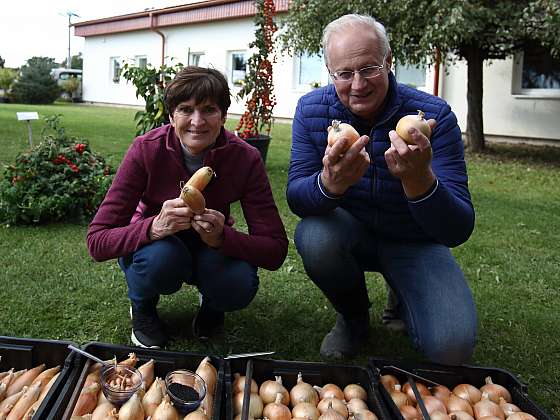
{"left": 330, "top": 59, "right": 387, "bottom": 82}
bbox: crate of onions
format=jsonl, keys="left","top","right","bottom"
{"left": 225, "top": 357, "right": 392, "bottom": 420}
{"left": 0, "top": 335, "right": 80, "bottom": 420}
{"left": 369, "top": 358, "right": 553, "bottom": 420}
{"left": 52, "top": 341, "right": 224, "bottom": 420}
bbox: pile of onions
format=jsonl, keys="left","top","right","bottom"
{"left": 379, "top": 373, "right": 538, "bottom": 420}
{"left": 233, "top": 372, "right": 377, "bottom": 420}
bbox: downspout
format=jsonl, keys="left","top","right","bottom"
{"left": 149, "top": 12, "right": 165, "bottom": 67}
{"left": 433, "top": 48, "right": 441, "bottom": 97}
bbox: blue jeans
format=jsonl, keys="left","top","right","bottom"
{"left": 118, "top": 235, "right": 259, "bottom": 313}
{"left": 294, "top": 207, "right": 477, "bottom": 365}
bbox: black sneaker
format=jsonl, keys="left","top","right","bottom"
{"left": 320, "top": 313, "right": 369, "bottom": 360}
{"left": 192, "top": 301, "right": 225, "bottom": 341}
{"left": 129, "top": 306, "right": 168, "bottom": 348}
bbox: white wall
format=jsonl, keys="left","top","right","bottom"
{"left": 441, "top": 57, "right": 560, "bottom": 141}
{"left": 81, "top": 17, "right": 319, "bottom": 119}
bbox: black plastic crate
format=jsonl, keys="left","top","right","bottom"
{"left": 225, "top": 357, "right": 392, "bottom": 420}
{"left": 51, "top": 341, "right": 224, "bottom": 420}
{"left": 0, "top": 335, "right": 80, "bottom": 420}
{"left": 369, "top": 357, "right": 553, "bottom": 420}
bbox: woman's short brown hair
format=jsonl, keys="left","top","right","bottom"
{"left": 164, "top": 66, "right": 231, "bottom": 116}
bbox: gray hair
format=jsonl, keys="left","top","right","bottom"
{"left": 322, "top": 14, "right": 390, "bottom": 67}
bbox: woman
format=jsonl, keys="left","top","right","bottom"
{"left": 87, "top": 66, "right": 288, "bottom": 348}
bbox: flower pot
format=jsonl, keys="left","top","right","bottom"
{"left": 245, "top": 134, "right": 271, "bottom": 163}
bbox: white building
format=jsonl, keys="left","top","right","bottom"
{"left": 74, "top": 0, "right": 560, "bottom": 144}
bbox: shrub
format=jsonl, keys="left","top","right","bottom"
{"left": 11, "top": 57, "right": 61, "bottom": 104}
{"left": 0, "top": 115, "right": 114, "bottom": 224}
{"left": 0, "top": 68, "right": 16, "bottom": 99}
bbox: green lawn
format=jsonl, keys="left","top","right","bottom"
{"left": 0, "top": 103, "right": 558, "bottom": 417}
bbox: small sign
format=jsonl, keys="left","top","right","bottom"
{"left": 16, "top": 112, "right": 39, "bottom": 121}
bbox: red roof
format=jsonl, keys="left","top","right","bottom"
{"left": 74, "top": 0, "right": 289, "bottom": 37}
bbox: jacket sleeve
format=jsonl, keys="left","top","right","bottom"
{"left": 86, "top": 141, "right": 154, "bottom": 261}
{"left": 220, "top": 151, "right": 288, "bottom": 271}
{"left": 408, "top": 105, "right": 475, "bottom": 247}
{"left": 286, "top": 99, "right": 342, "bottom": 216}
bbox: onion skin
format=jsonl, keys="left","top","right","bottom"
{"left": 498, "top": 397, "right": 520, "bottom": 416}
{"left": 389, "top": 386, "right": 410, "bottom": 409}
{"left": 196, "top": 357, "right": 218, "bottom": 396}
{"left": 327, "top": 120, "right": 360, "bottom": 151}
{"left": 395, "top": 110, "right": 432, "bottom": 144}
{"left": 431, "top": 385, "right": 452, "bottom": 405}
{"left": 314, "top": 384, "right": 345, "bottom": 401}
{"left": 400, "top": 405, "right": 421, "bottom": 420}
{"left": 263, "top": 393, "right": 292, "bottom": 420}
{"left": 233, "top": 392, "right": 263, "bottom": 418}
{"left": 472, "top": 394, "right": 504, "bottom": 420}
{"left": 233, "top": 374, "right": 258, "bottom": 395}
{"left": 352, "top": 409, "right": 378, "bottom": 420}
{"left": 480, "top": 377, "right": 511, "bottom": 404}
{"left": 260, "top": 376, "right": 289, "bottom": 405}
{"left": 346, "top": 398, "right": 368, "bottom": 414}
{"left": 446, "top": 394, "right": 473, "bottom": 416}
{"left": 317, "top": 398, "right": 348, "bottom": 418}
{"left": 290, "top": 374, "right": 318, "bottom": 407}
{"left": 448, "top": 411, "right": 474, "bottom": 420}
{"left": 292, "top": 402, "right": 320, "bottom": 420}
{"left": 421, "top": 395, "right": 447, "bottom": 415}
{"left": 453, "top": 384, "right": 482, "bottom": 405}
{"left": 402, "top": 382, "right": 430, "bottom": 404}
{"left": 429, "top": 412, "right": 451, "bottom": 420}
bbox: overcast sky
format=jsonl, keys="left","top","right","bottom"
{"left": 0, "top": 0, "right": 195, "bottom": 68}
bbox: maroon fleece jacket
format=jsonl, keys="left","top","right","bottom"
{"left": 87, "top": 125, "right": 288, "bottom": 271}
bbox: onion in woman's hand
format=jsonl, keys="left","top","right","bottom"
{"left": 395, "top": 110, "right": 431, "bottom": 144}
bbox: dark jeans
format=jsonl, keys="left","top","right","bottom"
{"left": 294, "top": 207, "right": 477, "bottom": 365}
{"left": 118, "top": 235, "right": 259, "bottom": 313}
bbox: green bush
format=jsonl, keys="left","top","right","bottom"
{"left": 0, "top": 115, "right": 114, "bottom": 224}
{"left": 0, "top": 68, "right": 16, "bottom": 99}
{"left": 11, "top": 57, "right": 61, "bottom": 104}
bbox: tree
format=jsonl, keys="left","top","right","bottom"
{"left": 281, "top": 0, "right": 560, "bottom": 152}
{"left": 11, "top": 57, "right": 61, "bottom": 104}
{"left": 61, "top": 53, "right": 83, "bottom": 70}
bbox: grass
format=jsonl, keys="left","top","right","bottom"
{"left": 0, "top": 102, "right": 559, "bottom": 417}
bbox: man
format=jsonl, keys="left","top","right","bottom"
{"left": 287, "top": 14, "right": 477, "bottom": 364}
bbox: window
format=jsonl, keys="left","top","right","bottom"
{"left": 513, "top": 42, "right": 560, "bottom": 96}
{"left": 294, "top": 52, "right": 325, "bottom": 89}
{"left": 189, "top": 52, "right": 205, "bottom": 67}
{"left": 135, "top": 56, "right": 148, "bottom": 68}
{"left": 229, "top": 51, "right": 247, "bottom": 86}
{"left": 110, "top": 57, "right": 121, "bottom": 83}
{"left": 394, "top": 62, "right": 426, "bottom": 89}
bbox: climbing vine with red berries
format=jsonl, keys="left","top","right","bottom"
{"left": 235, "top": 0, "right": 277, "bottom": 139}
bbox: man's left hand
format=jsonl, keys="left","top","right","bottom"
{"left": 385, "top": 119, "right": 437, "bottom": 199}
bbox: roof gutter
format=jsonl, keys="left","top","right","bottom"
{"left": 149, "top": 11, "right": 165, "bottom": 67}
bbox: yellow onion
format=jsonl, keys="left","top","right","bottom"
{"left": 233, "top": 374, "right": 258, "bottom": 395}
{"left": 233, "top": 392, "right": 263, "bottom": 418}
{"left": 184, "top": 409, "right": 210, "bottom": 420}
{"left": 0, "top": 383, "right": 6, "bottom": 401}
{"left": 72, "top": 382, "right": 100, "bottom": 417}
{"left": 263, "top": 393, "right": 292, "bottom": 420}
{"left": 448, "top": 411, "right": 474, "bottom": 420}
{"left": 400, "top": 405, "right": 421, "bottom": 420}
{"left": 6, "top": 364, "right": 45, "bottom": 397}
{"left": 196, "top": 357, "right": 218, "bottom": 396}
{"left": 429, "top": 412, "right": 451, "bottom": 420}
{"left": 480, "top": 377, "right": 511, "bottom": 404}
{"left": 142, "top": 377, "right": 165, "bottom": 417}
{"left": 7, "top": 383, "right": 42, "bottom": 420}
{"left": 431, "top": 385, "right": 452, "bottom": 405}
{"left": 344, "top": 384, "right": 367, "bottom": 402}
{"left": 380, "top": 375, "right": 399, "bottom": 392}
{"left": 91, "top": 402, "right": 116, "bottom": 420}
{"left": 317, "top": 398, "right": 348, "bottom": 418}
{"left": 151, "top": 394, "right": 179, "bottom": 420}
{"left": 421, "top": 395, "right": 447, "bottom": 415}
{"left": 351, "top": 409, "right": 378, "bottom": 420}
{"left": 395, "top": 110, "right": 432, "bottom": 144}
{"left": 118, "top": 392, "right": 145, "bottom": 420}
{"left": 472, "top": 393, "right": 504, "bottom": 420}
{"left": 389, "top": 385, "right": 410, "bottom": 409}
{"left": 402, "top": 382, "right": 430, "bottom": 404}
{"left": 137, "top": 359, "right": 155, "bottom": 390}
{"left": 260, "top": 376, "right": 289, "bottom": 405}
{"left": 505, "top": 413, "right": 537, "bottom": 420}
{"left": 498, "top": 397, "right": 520, "bottom": 417}
{"left": 346, "top": 398, "right": 368, "bottom": 414}
{"left": 318, "top": 401, "right": 345, "bottom": 420}
{"left": 290, "top": 373, "right": 318, "bottom": 407}
{"left": 292, "top": 402, "right": 320, "bottom": 420}
{"left": 453, "top": 384, "right": 482, "bottom": 405}
{"left": 446, "top": 394, "right": 473, "bottom": 416}
{"left": 314, "top": 384, "right": 344, "bottom": 401}
{"left": 0, "top": 388, "right": 25, "bottom": 414}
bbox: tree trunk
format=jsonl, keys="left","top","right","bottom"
{"left": 465, "top": 46, "right": 485, "bottom": 152}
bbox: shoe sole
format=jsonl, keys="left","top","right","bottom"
{"left": 129, "top": 306, "right": 162, "bottom": 349}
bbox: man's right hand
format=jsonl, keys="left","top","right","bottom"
{"left": 320, "top": 135, "right": 370, "bottom": 196}
{"left": 149, "top": 197, "right": 194, "bottom": 240}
